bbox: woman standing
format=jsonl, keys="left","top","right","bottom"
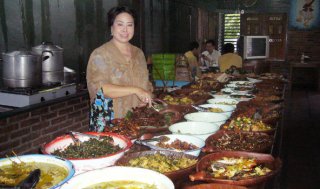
{"left": 86, "top": 6, "right": 152, "bottom": 132}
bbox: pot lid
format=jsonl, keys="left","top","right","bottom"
{"left": 32, "top": 42, "right": 63, "bottom": 51}
{"left": 3, "top": 50, "right": 39, "bottom": 57}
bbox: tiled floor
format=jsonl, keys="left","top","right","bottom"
{"left": 279, "top": 88, "right": 320, "bottom": 189}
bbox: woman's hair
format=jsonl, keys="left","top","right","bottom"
{"left": 107, "top": 6, "right": 136, "bottom": 27}
{"left": 222, "top": 43, "right": 235, "bottom": 54}
{"left": 188, "top": 41, "right": 199, "bottom": 51}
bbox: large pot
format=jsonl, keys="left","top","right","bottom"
{"left": 32, "top": 42, "right": 64, "bottom": 85}
{"left": 2, "top": 51, "right": 42, "bottom": 88}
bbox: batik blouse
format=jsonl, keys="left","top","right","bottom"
{"left": 86, "top": 41, "right": 150, "bottom": 132}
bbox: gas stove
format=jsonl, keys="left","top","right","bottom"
{"left": 0, "top": 83, "right": 77, "bottom": 107}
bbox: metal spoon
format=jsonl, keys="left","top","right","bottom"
{"left": 68, "top": 132, "right": 81, "bottom": 146}
{"left": 191, "top": 105, "right": 209, "bottom": 112}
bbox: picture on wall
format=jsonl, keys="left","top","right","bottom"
{"left": 289, "top": 0, "right": 320, "bottom": 29}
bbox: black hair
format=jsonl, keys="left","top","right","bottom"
{"left": 107, "top": 6, "right": 136, "bottom": 27}
{"left": 188, "top": 41, "right": 199, "bottom": 51}
{"left": 205, "top": 39, "right": 216, "bottom": 46}
{"left": 222, "top": 43, "right": 235, "bottom": 54}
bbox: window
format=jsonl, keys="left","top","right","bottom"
{"left": 218, "top": 13, "right": 241, "bottom": 51}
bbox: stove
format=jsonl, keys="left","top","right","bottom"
{"left": 0, "top": 83, "right": 77, "bottom": 107}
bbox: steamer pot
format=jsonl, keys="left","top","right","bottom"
{"left": 32, "top": 42, "right": 64, "bottom": 85}
{"left": 2, "top": 51, "right": 42, "bottom": 88}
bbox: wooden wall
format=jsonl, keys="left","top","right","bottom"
{"left": 0, "top": 0, "right": 319, "bottom": 84}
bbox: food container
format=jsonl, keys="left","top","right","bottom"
{"left": 141, "top": 134, "right": 205, "bottom": 157}
{"left": 60, "top": 166, "right": 174, "bottom": 189}
{"left": 116, "top": 150, "right": 197, "bottom": 182}
{"left": 41, "top": 132, "right": 132, "bottom": 174}
{"left": 189, "top": 151, "right": 281, "bottom": 186}
{"left": 184, "top": 112, "right": 229, "bottom": 126}
{"left": 207, "top": 98, "right": 239, "bottom": 107}
{"left": 202, "top": 130, "right": 273, "bottom": 153}
{"left": 169, "top": 121, "right": 220, "bottom": 140}
{"left": 198, "top": 104, "right": 236, "bottom": 117}
{"left": 0, "top": 154, "right": 75, "bottom": 189}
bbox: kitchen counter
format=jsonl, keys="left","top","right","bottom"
{"left": 0, "top": 89, "right": 88, "bottom": 119}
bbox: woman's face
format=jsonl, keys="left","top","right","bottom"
{"left": 111, "top": 12, "right": 134, "bottom": 43}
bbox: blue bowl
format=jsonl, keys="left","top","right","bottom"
{"left": 0, "top": 154, "right": 75, "bottom": 189}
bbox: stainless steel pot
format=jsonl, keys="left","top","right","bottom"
{"left": 2, "top": 51, "right": 42, "bottom": 88}
{"left": 63, "top": 67, "right": 77, "bottom": 84}
{"left": 32, "top": 42, "right": 64, "bottom": 85}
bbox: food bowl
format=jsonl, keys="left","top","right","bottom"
{"left": 189, "top": 151, "right": 281, "bottom": 186}
{"left": 210, "top": 94, "right": 231, "bottom": 99}
{"left": 143, "top": 134, "right": 205, "bottom": 157}
{"left": 42, "top": 132, "right": 132, "bottom": 174}
{"left": 207, "top": 98, "right": 239, "bottom": 107}
{"left": 60, "top": 166, "right": 174, "bottom": 189}
{"left": 202, "top": 130, "right": 273, "bottom": 153}
{"left": 198, "top": 104, "right": 235, "bottom": 117}
{"left": 115, "top": 150, "right": 197, "bottom": 182}
{"left": 183, "top": 183, "right": 248, "bottom": 189}
{"left": 184, "top": 112, "right": 229, "bottom": 126}
{"left": 0, "top": 154, "right": 75, "bottom": 189}
{"left": 169, "top": 121, "right": 220, "bottom": 140}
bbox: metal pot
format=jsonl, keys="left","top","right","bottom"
{"left": 2, "top": 51, "right": 42, "bottom": 88}
{"left": 63, "top": 67, "right": 77, "bottom": 84}
{"left": 32, "top": 42, "right": 64, "bottom": 85}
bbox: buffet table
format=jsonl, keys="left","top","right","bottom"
{"left": 0, "top": 74, "right": 286, "bottom": 189}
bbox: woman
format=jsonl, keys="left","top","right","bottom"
{"left": 86, "top": 6, "right": 152, "bottom": 132}
{"left": 218, "top": 43, "right": 243, "bottom": 73}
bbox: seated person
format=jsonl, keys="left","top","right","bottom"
{"left": 184, "top": 41, "right": 201, "bottom": 80}
{"left": 200, "top": 39, "right": 221, "bottom": 72}
{"left": 218, "top": 43, "right": 243, "bottom": 73}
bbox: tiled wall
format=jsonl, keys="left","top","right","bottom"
{"left": 0, "top": 94, "right": 90, "bottom": 157}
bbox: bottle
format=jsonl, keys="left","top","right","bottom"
{"left": 301, "top": 52, "right": 304, "bottom": 63}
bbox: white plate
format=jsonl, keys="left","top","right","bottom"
{"left": 221, "top": 88, "right": 234, "bottom": 94}
{"left": 184, "top": 112, "right": 229, "bottom": 126}
{"left": 169, "top": 121, "right": 220, "bottom": 140}
{"left": 146, "top": 134, "right": 205, "bottom": 157}
{"left": 229, "top": 81, "right": 253, "bottom": 85}
{"left": 207, "top": 98, "right": 239, "bottom": 106}
{"left": 211, "top": 94, "right": 231, "bottom": 99}
{"left": 247, "top": 77, "right": 263, "bottom": 83}
{"left": 60, "top": 166, "right": 174, "bottom": 189}
{"left": 199, "top": 104, "right": 235, "bottom": 117}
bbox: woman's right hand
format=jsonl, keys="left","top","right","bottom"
{"left": 135, "top": 87, "right": 152, "bottom": 107}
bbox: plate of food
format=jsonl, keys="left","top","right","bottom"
{"left": 115, "top": 150, "right": 198, "bottom": 182}
{"left": 207, "top": 98, "right": 239, "bottom": 106}
{"left": 189, "top": 151, "right": 281, "bottom": 186}
{"left": 202, "top": 130, "right": 273, "bottom": 153}
{"left": 221, "top": 116, "right": 275, "bottom": 134}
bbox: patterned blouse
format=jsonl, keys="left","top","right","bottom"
{"left": 86, "top": 41, "right": 150, "bottom": 132}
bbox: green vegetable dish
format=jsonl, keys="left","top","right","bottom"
{"left": 52, "top": 136, "right": 122, "bottom": 159}
{"left": 85, "top": 180, "right": 157, "bottom": 189}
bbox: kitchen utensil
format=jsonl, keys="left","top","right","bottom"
{"left": 2, "top": 51, "right": 42, "bottom": 88}
{"left": 32, "top": 42, "right": 64, "bottom": 85}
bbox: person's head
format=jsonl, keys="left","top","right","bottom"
{"left": 188, "top": 41, "right": 200, "bottom": 56}
{"left": 107, "top": 6, "right": 136, "bottom": 43}
{"left": 222, "top": 43, "right": 235, "bottom": 54}
{"left": 205, "top": 39, "right": 216, "bottom": 53}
